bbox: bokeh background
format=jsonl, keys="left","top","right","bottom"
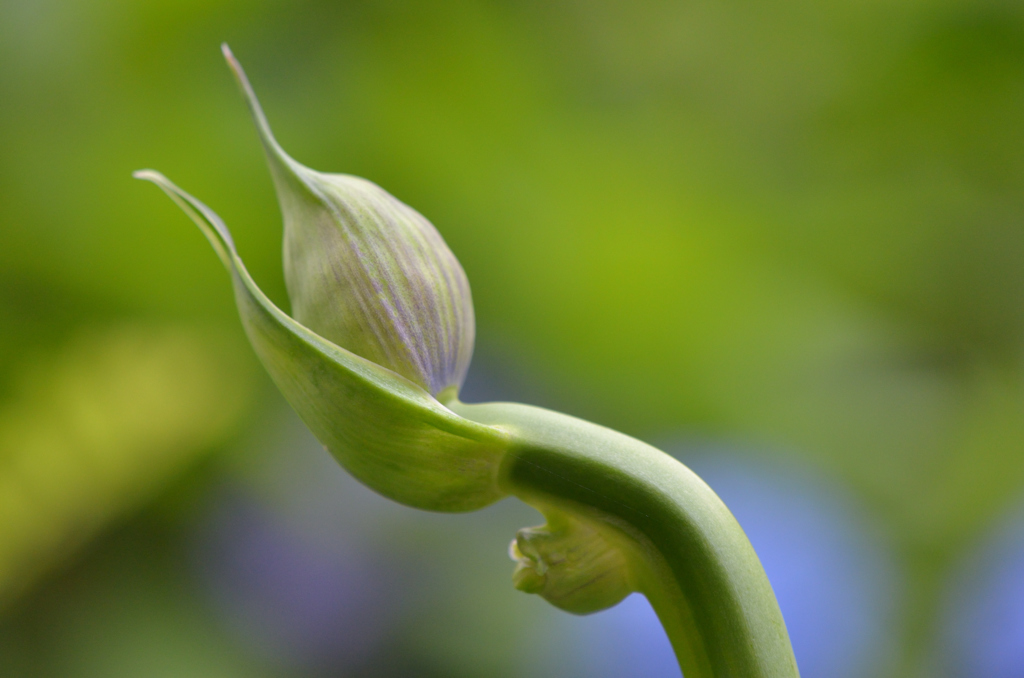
{"left": 2, "top": 0, "right": 1024, "bottom": 676}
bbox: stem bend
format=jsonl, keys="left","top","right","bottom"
{"left": 449, "top": 399, "right": 800, "bottom": 678}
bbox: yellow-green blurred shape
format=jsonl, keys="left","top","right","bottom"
{"left": 0, "top": 325, "right": 252, "bottom": 603}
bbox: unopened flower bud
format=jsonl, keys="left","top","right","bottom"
{"left": 134, "top": 47, "right": 505, "bottom": 512}
{"left": 222, "top": 45, "right": 473, "bottom": 398}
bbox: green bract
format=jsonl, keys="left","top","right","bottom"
{"left": 136, "top": 46, "right": 800, "bottom": 678}
{"left": 133, "top": 168, "right": 505, "bottom": 512}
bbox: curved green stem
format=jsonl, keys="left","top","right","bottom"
{"left": 450, "top": 399, "right": 800, "bottom": 678}
{"left": 138, "top": 166, "right": 798, "bottom": 676}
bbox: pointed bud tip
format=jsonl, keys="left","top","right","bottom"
{"left": 221, "top": 43, "right": 242, "bottom": 80}
{"left": 219, "top": 42, "right": 295, "bottom": 181}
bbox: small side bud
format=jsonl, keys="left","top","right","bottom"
{"left": 509, "top": 539, "right": 548, "bottom": 594}
{"left": 509, "top": 513, "right": 633, "bottom": 615}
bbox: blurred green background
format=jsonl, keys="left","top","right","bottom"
{"left": 2, "top": 0, "right": 1024, "bottom": 676}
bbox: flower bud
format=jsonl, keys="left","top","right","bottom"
{"left": 222, "top": 45, "right": 473, "bottom": 399}
{"left": 134, "top": 47, "right": 507, "bottom": 512}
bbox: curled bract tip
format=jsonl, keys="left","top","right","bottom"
{"left": 133, "top": 169, "right": 236, "bottom": 266}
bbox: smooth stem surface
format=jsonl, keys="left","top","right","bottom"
{"left": 450, "top": 399, "right": 800, "bottom": 678}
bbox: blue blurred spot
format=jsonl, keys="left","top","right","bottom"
{"left": 945, "top": 502, "right": 1024, "bottom": 678}
{"left": 547, "top": 445, "right": 895, "bottom": 678}
{"left": 559, "top": 593, "right": 682, "bottom": 678}
{"left": 192, "top": 487, "right": 397, "bottom": 671}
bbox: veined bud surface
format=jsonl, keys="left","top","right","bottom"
{"left": 223, "top": 45, "right": 473, "bottom": 398}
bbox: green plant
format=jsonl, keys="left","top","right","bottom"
{"left": 135, "top": 45, "right": 799, "bottom": 678}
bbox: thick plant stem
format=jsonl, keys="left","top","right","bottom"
{"left": 450, "top": 399, "right": 800, "bottom": 678}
